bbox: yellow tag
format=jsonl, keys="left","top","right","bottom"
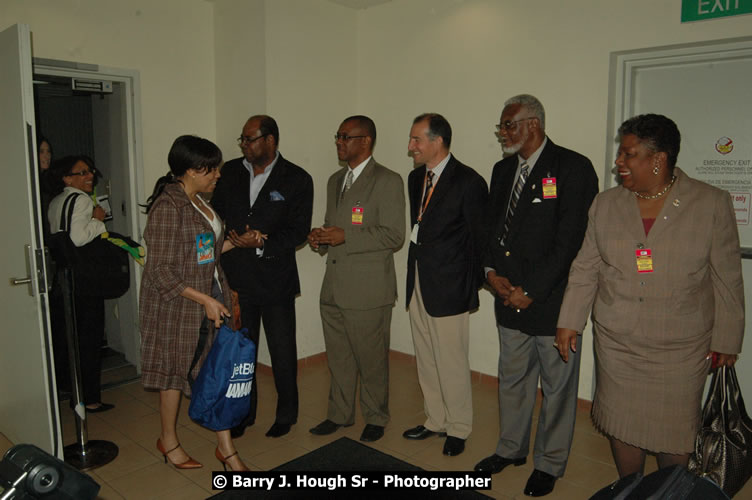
{"left": 542, "top": 177, "right": 557, "bottom": 199}
{"left": 352, "top": 207, "right": 363, "bottom": 225}
{"left": 636, "top": 249, "right": 653, "bottom": 273}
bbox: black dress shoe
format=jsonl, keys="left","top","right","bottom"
{"left": 402, "top": 425, "right": 447, "bottom": 440}
{"left": 359, "top": 424, "right": 384, "bottom": 442}
{"left": 474, "top": 454, "right": 527, "bottom": 473}
{"left": 309, "top": 419, "right": 351, "bottom": 435}
{"left": 265, "top": 423, "right": 291, "bottom": 438}
{"left": 442, "top": 436, "right": 465, "bottom": 456}
{"left": 230, "top": 420, "right": 255, "bottom": 439}
{"left": 86, "top": 403, "right": 115, "bottom": 413}
{"left": 524, "top": 469, "right": 557, "bottom": 497}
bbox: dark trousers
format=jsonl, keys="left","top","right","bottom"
{"left": 236, "top": 295, "right": 298, "bottom": 428}
{"left": 74, "top": 293, "right": 105, "bottom": 405}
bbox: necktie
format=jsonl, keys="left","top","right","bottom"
{"left": 341, "top": 169, "right": 353, "bottom": 200}
{"left": 501, "top": 161, "right": 529, "bottom": 244}
{"left": 421, "top": 171, "right": 434, "bottom": 214}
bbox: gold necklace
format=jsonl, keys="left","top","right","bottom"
{"left": 634, "top": 175, "right": 676, "bottom": 200}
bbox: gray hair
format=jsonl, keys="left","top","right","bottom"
{"left": 504, "top": 94, "right": 545, "bottom": 131}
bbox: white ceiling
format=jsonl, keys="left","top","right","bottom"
{"left": 327, "top": 0, "right": 392, "bottom": 10}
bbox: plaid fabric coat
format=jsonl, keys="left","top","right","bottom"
{"left": 140, "top": 183, "right": 232, "bottom": 396}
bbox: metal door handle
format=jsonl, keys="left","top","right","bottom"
{"left": 11, "top": 277, "right": 32, "bottom": 285}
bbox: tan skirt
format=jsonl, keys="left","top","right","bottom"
{"left": 591, "top": 319, "right": 711, "bottom": 454}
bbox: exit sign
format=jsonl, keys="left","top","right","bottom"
{"left": 682, "top": 0, "right": 752, "bottom": 22}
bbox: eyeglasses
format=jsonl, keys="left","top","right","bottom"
{"left": 65, "top": 169, "right": 93, "bottom": 177}
{"left": 334, "top": 134, "right": 366, "bottom": 142}
{"left": 495, "top": 117, "right": 536, "bottom": 133}
{"left": 237, "top": 134, "right": 267, "bottom": 145}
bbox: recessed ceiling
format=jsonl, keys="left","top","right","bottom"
{"left": 328, "top": 0, "right": 392, "bottom": 9}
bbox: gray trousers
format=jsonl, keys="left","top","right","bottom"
{"left": 496, "top": 325, "right": 582, "bottom": 477}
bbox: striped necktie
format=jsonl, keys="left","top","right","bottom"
{"left": 501, "top": 161, "right": 529, "bottom": 244}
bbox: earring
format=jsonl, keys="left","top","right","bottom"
{"left": 653, "top": 165, "right": 660, "bottom": 175}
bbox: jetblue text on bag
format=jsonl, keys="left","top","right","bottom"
{"left": 188, "top": 319, "right": 256, "bottom": 431}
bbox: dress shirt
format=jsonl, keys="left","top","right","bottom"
{"left": 341, "top": 155, "right": 372, "bottom": 194}
{"left": 243, "top": 151, "right": 280, "bottom": 256}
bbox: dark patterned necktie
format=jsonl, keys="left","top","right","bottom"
{"left": 421, "top": 170, "right": 434, "bottom": 214}
{"left": 501, "top": 161, "right": 529, "bottom": 244}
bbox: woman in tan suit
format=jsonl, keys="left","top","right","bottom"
{"left": 556, "top": 114, "right": 744, "bottom": 477}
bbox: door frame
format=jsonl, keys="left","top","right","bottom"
{"left": 33, "top": 58, "right": 146, "bottom": 369}
{"left": 606, "top": 36, "right": 752, "bottom": 190}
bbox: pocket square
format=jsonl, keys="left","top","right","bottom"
{"left": 532, "top": 197, "right": 542, "bottom": 203}
{"left": 269, "top": 190, "right": 285, "bottom": 201}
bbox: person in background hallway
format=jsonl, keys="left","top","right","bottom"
{"left": 140, "top": 135, "right": 248, "bottom": 471}
{"left": 212, "top": 115, "right": 313, "bottom": 439}
{"left": 47, "top": 155, "right": 115, "bottom": 413}
{"left": 556, "top": 113, "right": 744, "bottom": 478}
{"left": 308, "top": 115, "right": 405, "bottom": 443}
{"left": 475, "top": 94, "right": 598, "bottom": 498}
{"left": 403, "top": 113, "right": 488, "bottom": 457}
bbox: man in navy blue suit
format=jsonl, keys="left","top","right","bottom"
{"left": 474, "top": 95, "right": 598, "bottom": 497}
{"left": 212, "top": 115, "right": 313, "bottom": 439}
{"left": 402, "top": 113, "right": 488, "bottom": 457}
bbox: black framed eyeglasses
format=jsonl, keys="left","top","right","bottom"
{"left": 65, "top": 169, "right": 93, "bottom": 177}
{"left": 495, "top": 117, "right": 536, "bottom": 133}
{"left": 237, "top": 134, "right": 268, "bottom": 145}
{"left": 334, "top": 134, "right": 367, "bottom": 142}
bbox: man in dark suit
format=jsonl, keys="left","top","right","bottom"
{"left": 307, "top": 115, "right": 405, "bottom": 443}
{"left": 474, "top": 95, "right": 598, "bottom": 497}
{"left": 403, "top": 113, "right": 488, "bottom": 457}
{"left": 212, "top": 115, "right": 313, "bottom": 438}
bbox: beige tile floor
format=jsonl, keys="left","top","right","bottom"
{"left": 2, "top": 353, "right": 751, "bottom": 499}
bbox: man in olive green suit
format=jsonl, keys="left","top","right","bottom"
{"left": 307, "top": 115, "right": 405, "bottom": 443}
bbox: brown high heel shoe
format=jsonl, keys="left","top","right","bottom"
{"left": 215, "top": 447, "right": 248, "bottom": 471}
{"left": 156, "top": 439, "right": 203, "bottom": 469}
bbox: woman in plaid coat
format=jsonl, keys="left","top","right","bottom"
{"left": 140, "top": 135, "right": 250, "bottom": 471}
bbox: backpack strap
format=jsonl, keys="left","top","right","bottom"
{"left": 58, "top": 192, "right": 82, "bottom": 233}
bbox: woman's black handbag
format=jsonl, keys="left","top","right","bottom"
{"left": 48, "top": 193, "right": 130, "bottom": 299}
{"left": 688, "top": 366, "right": 752, "bottom": 497}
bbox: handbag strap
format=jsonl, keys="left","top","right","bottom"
{"left": 188, "top": 315, "right": 234, "bottom": 387}
{"left": 188, "top": 317, "right": 211, "bottom": 388}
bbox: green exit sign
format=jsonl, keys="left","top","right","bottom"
{"left": 682, "top": 0, "right": 752, "bottom": 22}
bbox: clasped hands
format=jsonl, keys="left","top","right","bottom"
{"left": 226, "top": 225, "right": 267, "bottom": 249}
{"left": 307, "top": 226, "right": 345, "bottom": 249}
{"left": 487, "top": 270, "right": 532, "bottom": 310}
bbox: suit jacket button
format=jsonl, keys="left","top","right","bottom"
{"left": 505, "top": 251, "right": 511, "bottom": 257}
{"left": 332, "top": 259, "right": 337, "bottom": 264}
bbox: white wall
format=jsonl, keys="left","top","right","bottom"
{"left": 354, "top": 0, "right": 752, "bottom": 398}
{"left": 6, "top": 0, "right": 750, "bottom": 400}
{"left": 0, "top": 0, "right": 217, "bottom": 198}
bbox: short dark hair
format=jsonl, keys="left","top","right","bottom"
{"left": 144, "top": 135, "right": 222, "bottom": 213}
{"left": 413, "top": 113, "right": 451, "bottom": 148}
{"left": 49, "top": 155, "right": 95, "bottom": 194}
{"left": 249, "top": 115, "right": 279, "bottom": 146}
{"left": 343, "top": 115, "right": 377, "bottom": 144}
{"left": 618, "top": 114, "right": 681, "bottom": 171}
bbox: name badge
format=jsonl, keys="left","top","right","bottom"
{"left": 196, "top": 232, "right": 215, "bottom": 265}
{"left": 352, "top": 207, "right": 364, "bottom": 225}
{"left": 636, "top": 249, "right": 653, "bottom": 273}
{"left": 542, "top": 177, "right": 557, "bottom": 199}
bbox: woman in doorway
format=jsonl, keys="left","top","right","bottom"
{"left": 47, "top": 155, "right": 113, "bottom": 412}
{"left": 555, "top": 114, "right": 744, "bottom": 477}
{"left": 140, "top": 135, "right": 248, "bottom": 471}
